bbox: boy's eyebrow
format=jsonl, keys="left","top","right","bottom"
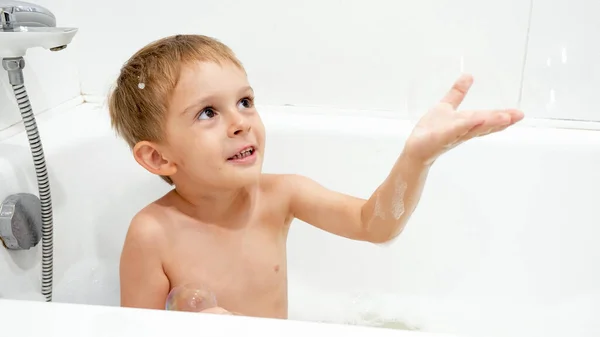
{"left": 181, "top": 86, "right": 254, "bottom": 115}
{"left": 242, "top": 86, "right": 254, "bottom": 95}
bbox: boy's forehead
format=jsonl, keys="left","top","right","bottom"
{"left": 176, "top": 61, "right": 247, "bottom": 93}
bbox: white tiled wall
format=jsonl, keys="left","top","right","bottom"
{"left": 1, "top": 0, "right": 600, "bottom": 129}
{"left": 70, "top": 0, "right": 532, "bottom": 114}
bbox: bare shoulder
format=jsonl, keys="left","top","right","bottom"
{"left": 258, "top": 174, "right": 306, "bottom": 221}
{"left": 259, "top": 173, "right": 306, "bottom": 195}
{"left": 258, "top": 173, "right": 317, "bottom": 210}
{"left": 126, "top": 210, "right": 164, "bottom": 243}
{"left": 121, "top": 198, "right": 172, "bottom": 259}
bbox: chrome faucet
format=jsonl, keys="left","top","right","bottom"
{"left": 1, "top": 1, "right": 56, "bottom": 31}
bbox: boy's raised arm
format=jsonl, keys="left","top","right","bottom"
{"left": 288, "top": 74, "right": 524, "bottom": 243}
{"left": 285, "top": 153, "right": 429, "bottom": 243}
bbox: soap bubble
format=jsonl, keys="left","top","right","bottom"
{"left": 165, "top": 284, "right": 217, "bottom": 312}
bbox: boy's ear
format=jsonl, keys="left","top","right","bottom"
{"left": 132, "top": 141, "right": 177, "bottom": 177}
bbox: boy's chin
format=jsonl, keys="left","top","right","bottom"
{"left": 225, "top": 166, "right": 263, "bottom": 187}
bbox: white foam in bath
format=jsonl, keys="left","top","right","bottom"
{"left": 54, "top": 257, "right": 120, "bottom": 306}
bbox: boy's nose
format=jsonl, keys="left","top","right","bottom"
{"left": 227, "top": 115, "right": 251, "bottom": 137}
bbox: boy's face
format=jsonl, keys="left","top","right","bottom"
{"left": 160, "top": 61, "right": 266, "bottom": 189}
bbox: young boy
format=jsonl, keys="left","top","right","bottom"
{"left": 108, "top": 35, "right": 523, "bottom": 318}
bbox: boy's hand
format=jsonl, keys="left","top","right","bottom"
{"left": 403, "top": 74, "right": 524, "bottom": 165}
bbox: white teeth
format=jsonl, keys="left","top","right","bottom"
{"left": 230, "top": 148, "right": 254, "bottom": 160}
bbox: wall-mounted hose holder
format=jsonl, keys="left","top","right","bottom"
{"left": 0, "top": 193, "right": 41, "bottom": 250}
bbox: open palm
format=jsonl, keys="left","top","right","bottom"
{"left": 404, "top": 74, "right": 524, "bottom": 165}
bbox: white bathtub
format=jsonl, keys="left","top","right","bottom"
{"left": 0, "top": 298, "right": 452, "bottom": 337}
{"left": 1, "top": 101, "right": 600, "bottom": 337}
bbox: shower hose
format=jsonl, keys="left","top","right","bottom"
{"left": 2, "top": 56, "right": 53, "bottom": 302}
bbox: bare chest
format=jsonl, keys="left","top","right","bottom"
{"left": 164, "top": 220, "right": 289, "bottom": 317}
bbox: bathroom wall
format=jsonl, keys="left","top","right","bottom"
{"left": 68, "top": 0, "right": 530, "bottom": 113}
{"left": 58, "top": 0, "right": 600, "bottom": 122}
{"left": 1, "top": 0, "right": 598, "bottom": 130}
{"left": 520, "top": 1, "right": 600, "bottom": 121}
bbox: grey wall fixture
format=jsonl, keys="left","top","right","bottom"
{"left": 0, "top": 193, "right": 42, "bottom": 250}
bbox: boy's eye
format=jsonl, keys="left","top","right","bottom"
{"left": 238, "top": 97, "right": 254, "bottom": 109}
{"left": 198, "top": 108, "right": 216, "bottom": 120}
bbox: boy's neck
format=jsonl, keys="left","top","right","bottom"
{"left": 171, "top": 182, "right": 258, "bottom": 227}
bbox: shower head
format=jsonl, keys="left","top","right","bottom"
{"left": 0, "top": 1, "right": 77, "bottom": 58}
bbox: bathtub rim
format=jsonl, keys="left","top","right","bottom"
{"left": 3, "top": 95, "right": 600, "bottom": 145}
{"left": 0, "top": 298, "right": 461, "bottom": 337}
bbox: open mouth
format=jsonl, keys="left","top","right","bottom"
{"left": 228, "top": 146, "right": 255, "bottom": 161}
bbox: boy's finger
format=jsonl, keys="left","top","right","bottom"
{"left": 506, "top": 109, "right": 525, "bottom": 123}
{"left": 440, "top": 74, "right": 474, "bottom": 110}
{"left": 461, "top": 110, "right": 515, "bottom": 139}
